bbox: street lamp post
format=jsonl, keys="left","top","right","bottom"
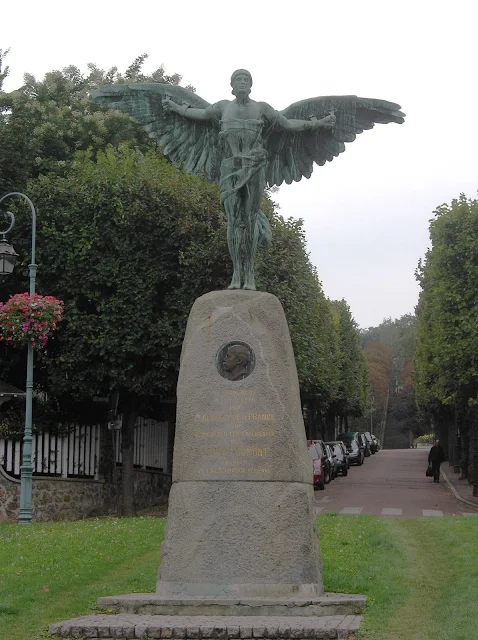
{"left": 0, "top": 192, "right": 37, "bottom": 525}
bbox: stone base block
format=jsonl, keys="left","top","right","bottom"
{"left": 157, "top": 482, "right": 322, "bottom": 597}
{"left": 49, "top": 613, "right": 363, "bottom": 639}
{"left": 97, "top": 593, "right": 366, "bottom": 617}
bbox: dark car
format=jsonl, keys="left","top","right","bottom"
{"left": 371, "top": 435, "right": 380, "bottom": 452}
{"left": 309, "top": 439, "right": 333, "bottom": 484}
{"left": 363, "top": 431, "right": 375, "bottom": 454}
{"left": 307, "top": 441, "right": 325, "bottom": 489}
{"left": 359, "top": 433, "right": 371, "bottom": 457}
{"left": 336, "top": 431, "right": 366, "bottom": 462}
{"left": 341, "top": 437, "right": 364, "bottom": 465}
{"left": 324, "top": 443, "right": 338, "bottom": 480}
{"left": 326, "top": 441, "right": 349, "bottom": 476}
{"left": 328, "top": 440, "right": 351, "bottom": 469}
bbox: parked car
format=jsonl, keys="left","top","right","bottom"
{"left": 307, "top": 441, "right": 325, "bottom": 489}
{"left": 324, "top": 443, "right": 338, "bottom": 480}
{"left": 371, "top": 435, "right": 380, "bottom": 452}
{"left": 359, "top": 432, "right": 372, "bottom": 457}
{"left": 341, "top": 437, "right": 364, "bottom": 465}
{"left": 309, "top": 439, "right": 333, "bottom": 484}
{"left": 363, "top": 431, "right": 375, "bottom": 454}
{"left": 336, "top": 432, "right": 366, "bottom": 462}
{"left": 331, "top": 440, "right": 351, "bottom": 468}
{"left": 326, "top": 441, "right": 349, "bottom": 476}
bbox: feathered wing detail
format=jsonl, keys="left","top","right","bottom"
{"left": 92, "top": 83, "right": 221, "bottom": 183}
{"left": 265, "top": 96, "right": 405, "bottom": 187}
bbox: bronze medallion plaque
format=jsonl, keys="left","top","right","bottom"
{"left": 216, "top": 341, "right": 255, "bottom": 381}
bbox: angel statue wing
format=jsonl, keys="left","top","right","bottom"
{"left": 92, "top": 83, "right": 221, "bottom": 183}
{"left": 265, "top": 96, "right": 405, "bottom": 187}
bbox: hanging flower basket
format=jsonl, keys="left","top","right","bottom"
{"left": 0, "top": 293, "right": 64, "bottom": 349}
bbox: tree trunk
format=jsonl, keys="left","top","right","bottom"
{"left": 325, "top": 410, "right": 335, "bottom": 441}
{"left": 472, "top": 417, "right": 478, "bottom": 497}
{"left": 121, "top": 407, "right": 138, "bottom": 516}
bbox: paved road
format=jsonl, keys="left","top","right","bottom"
{"left": 314, "top": 448, "right": 478, "bottom": 518}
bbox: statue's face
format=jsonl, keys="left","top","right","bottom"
{"left": 232, "top": 73, "right": 252, "bottom": 96}
{"left": 223, "top": 347, "right": 248, "bottom": 372}
{"left": 223, "top": 349, "right": 239, "bottom": 372}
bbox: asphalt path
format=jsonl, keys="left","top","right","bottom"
{"left": 314, "top": 448, "right": 478, "bottom": 517}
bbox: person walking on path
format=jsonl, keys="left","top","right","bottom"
{"left": 428, "top": 439, "right": 446, "bottom": 483}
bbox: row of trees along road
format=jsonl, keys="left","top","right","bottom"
{"left": 0, "top": 52, "right": 369, "bottom": 514}
{"left": 355, "top": 315, "right": 420, "bottom": 448}
{"left": 414, "top": 195, "right": 478, "bottom": 495}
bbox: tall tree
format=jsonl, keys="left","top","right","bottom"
{"left": 256, "top": 213, "right": 340, "bottom": 411}
{"left": 0, "top": 48, "right": 9, "bottom": 90}
{"left": 363, "top": 343, "right": 393, "bottom": 410}
{"left": 414, "top": 194, "right": 478, "bottom": 489}
{"left": 0, "top": 55, "right": 188, "bottom": 195}
{"left": 330, "top": 300, "right": 369, "bottom": 429}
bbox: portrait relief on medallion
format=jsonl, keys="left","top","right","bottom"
{"left": 217, "top": 342, "right": 255, "bottom": 381}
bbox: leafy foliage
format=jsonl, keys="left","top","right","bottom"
{"left": 363, "top": 343, "right": 393, "bottom": 410}
{"left": 329, "top": 300, "right": 369, "bottom": 420}
{"left": 0, "top": 55, "right": 188, "bottom": 195}
{"left": 18, "top": 147, "right": 227, "bottom": 407}
{"left": 414, "top": 194, "right": 478, "bottom": 413}
{"left": 0, "top": 48, "right": 9, "bottom": 91}
{"left": 256, "top": 213, "right": 340, "bottom": 407}
{"left": 359, "top": 314, "right": 421, "bottom": 438}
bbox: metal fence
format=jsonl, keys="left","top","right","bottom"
{"left": 112, "top": 417, "right": 169, "bottom": 472}
{"left": 0, "top": 417, "right": 168, "bottom": 479}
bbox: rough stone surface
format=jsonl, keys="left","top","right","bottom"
{"left": 97, "top": 593, "right": 366, "bottom": 618}
{"left": 0, "top": 463, "right": 170, "bottom": 522}
{"left": 158, "top": 481, "right": 320, "bottom": 597}
{"left": 172, "top": 291, "right": 311, "bottom": 484}
{"left": 49, "top": 614, "right": 363, "bottom": 639}
{"left": 157, "top": 291, "right": 322, "bottom": 598}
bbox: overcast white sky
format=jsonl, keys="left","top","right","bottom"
{"left": 2, "top": 1, "right": 477, "bottom": 327}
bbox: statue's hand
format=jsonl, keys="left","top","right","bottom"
{"left": 162, "top": 97, "right": 179, "bottom": 113}
{"left": 317, "top": 113, "right": 336, "bottom": 130}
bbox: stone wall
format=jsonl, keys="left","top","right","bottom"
{"left": 0, "top": 465, "right": 171, "bottom": 522}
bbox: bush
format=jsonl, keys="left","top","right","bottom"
{"left": 416, "top": 433, "right": 434, "bottom": 444}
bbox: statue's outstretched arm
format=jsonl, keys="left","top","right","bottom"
{"left": 163, "top": 97, "right": 207, "bottom": 120}
{"left": 163, "top": 97, "right": 215, "bottom": 121}
{"left": 262, "top": 103, "right": 336, "bottom": 132}
{"left": 278, "top": 112, "right": 336, "bottom": 132}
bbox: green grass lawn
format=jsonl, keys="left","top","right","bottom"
{"left": 1, "top": 514, "right": 477, "bottom": 640}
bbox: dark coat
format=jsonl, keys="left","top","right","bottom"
{"left": 428, "top": 444, "right": 445, "bottom": 464}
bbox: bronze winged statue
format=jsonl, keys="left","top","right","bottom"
{"left": 92, "top": 69, "right": 404, "bottom": 290}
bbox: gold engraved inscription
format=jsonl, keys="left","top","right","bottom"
{"left": 193, "top": 386, "right": 274, "bottom": 477}
{"left": 196, "top": 430, "right": 275, "bottom": 438}
{"left": 204, "top": 446, "right": 268, "bottom": 457}
{"left": 204, "top": 467, "right": 271, "bottom": 474}
{"left": 195, "top": 413, "right": 275, "bottom": 422}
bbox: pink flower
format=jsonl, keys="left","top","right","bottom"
{"left": 0, "top": 292, "right": 63, "bottom": 350}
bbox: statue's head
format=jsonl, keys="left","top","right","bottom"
{"left": 223, "top": 344, "right": 250, "bottom": 373}
{"left": 231, "top": 69, "right": 252, "bottom": 97}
